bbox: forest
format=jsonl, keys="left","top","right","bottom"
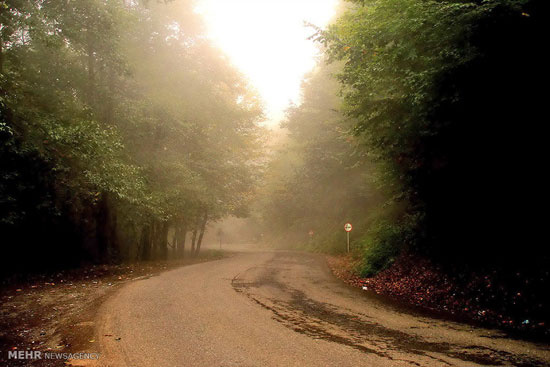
{"left": 1, "top": 0, "right": 264, "bottom": 275}
{"left": 254, "top": 0, "right": 549, "bottom": 333}
{"left": 260, "top": 0, "right": 548, "bottom": 273}
{"left": 1, "top": 0, "right": 548, "bottom": 331}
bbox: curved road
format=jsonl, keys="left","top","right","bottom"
{"left": 97, "top": 248, "right": 550, "bottom": 367}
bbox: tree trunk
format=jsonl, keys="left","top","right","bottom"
{"left": 139, "top": 224, "right": 151, "bottom": 261}
{"left": 177, "top": 222, "right": 188, "bottom": 258}
{"left": 191, "top": 226, "right": 198, "bottom": 256}
{"left": 172, "top": 226, "right": 178, "bottom": 258}
{"left": 150, "top": 220, "right": 158, "bottom": 259}
{"left": 95, "top": 192, "right": 119, "bottom": 263}
{"left": 109, "top": 205, "right": 119, "bottom": 262}
{"left": 95, "top": 193, "right": 110, "bottom": 263}
{"left": 158, "top": 221, "right": 169, "bottom": 260}
{"left": 194, "top": 210, "right": 208, "bottom": 257}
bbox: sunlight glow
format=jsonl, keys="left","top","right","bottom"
{"left": 195, "top": 0, "right": 339, "bottom": 126}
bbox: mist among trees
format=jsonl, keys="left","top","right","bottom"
{"left": 1, "top": 0, "right": 548, "bottom": 282}
{"left": 1, "top": 0, "right": 264, "bottom": 274}
{"left": 258, "top": 0, "right": 548, "bottom": 276}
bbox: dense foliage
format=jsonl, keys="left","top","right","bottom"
{"left": 0, "top": 0, "right": 264, "bottom": 274}
{"left": 2, "top": 0, "right": 548, "bottom": 280}
{"left": 261, "top": 0, "right": 548, "bottom": 275}
{"left": 315, "top": 0, "right": 548, "bottom": 269}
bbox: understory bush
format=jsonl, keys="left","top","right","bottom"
{"left": 355, "top": 214, "right": 420, "bottom": 277}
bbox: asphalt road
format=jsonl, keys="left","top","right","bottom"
{"left": 97, "top": 247, "right": 550, "bottom": 367}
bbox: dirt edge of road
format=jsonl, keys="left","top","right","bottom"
{"left": 0, "top": 250, "right": 229, "bottom": 367}
{"left": 326, "top": 253, "right": 549, "bottom": 342}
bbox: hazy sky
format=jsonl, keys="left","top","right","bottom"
{"left": 195, "top": 0, "right": 339, "bottom": 126}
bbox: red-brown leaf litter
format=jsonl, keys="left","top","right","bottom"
{"left": 327, "top": 253, "right": 549, "bottom": 339}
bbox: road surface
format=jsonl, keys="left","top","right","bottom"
{"left": 97, "top": 248, "right": 550, "bottom": 367}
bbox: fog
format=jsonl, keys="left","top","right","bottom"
{"left": 1, "top": 1, "right": 548, "bottom": 363}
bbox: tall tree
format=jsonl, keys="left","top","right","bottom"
{"left": 0, "top": 0, "right": 265, "bottom": 273}
{"left": 314, "top": 0, "right": 549, "bottom": 267}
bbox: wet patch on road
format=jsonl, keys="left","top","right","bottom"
{"left": 232, "top": 253, "right": 547, "bottom": 367}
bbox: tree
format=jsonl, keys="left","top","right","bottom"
{"left": 0, "top": 0, "right": 265, "bottom": 274}
{"left": 314, "top": 0, "right": 549, "bottom": 267}
{"left": 258, "top": 60, "right": 383, "bottom": 253}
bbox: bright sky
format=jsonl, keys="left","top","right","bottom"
{"left": 195, "top": 0, "right": 339, "bottom": 126}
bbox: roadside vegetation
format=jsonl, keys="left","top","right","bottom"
{"left": 261, "top": 0, "right": 547, "bottom": 274}
{"left": 258, "top": 0, "right": 548, "bottom": 333}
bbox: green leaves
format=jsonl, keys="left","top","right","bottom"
{"left": 312, "top": 0, "right": 489, "bottom": 205}
{"left": 308, "top": 0, "right": 548, "bottom": 270}
{"left": 1, "top": 0, "right": 265, "bottom": 264}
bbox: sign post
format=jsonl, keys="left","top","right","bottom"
{"left": 344, "top": 223, "right": 353, "bottom": 253}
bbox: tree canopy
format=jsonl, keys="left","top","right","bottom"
{"left": 1, "top": 0, "right": 265, "bottom": 272}
{"left": 258, "top": 0, "right": 548, "bottom": 274}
